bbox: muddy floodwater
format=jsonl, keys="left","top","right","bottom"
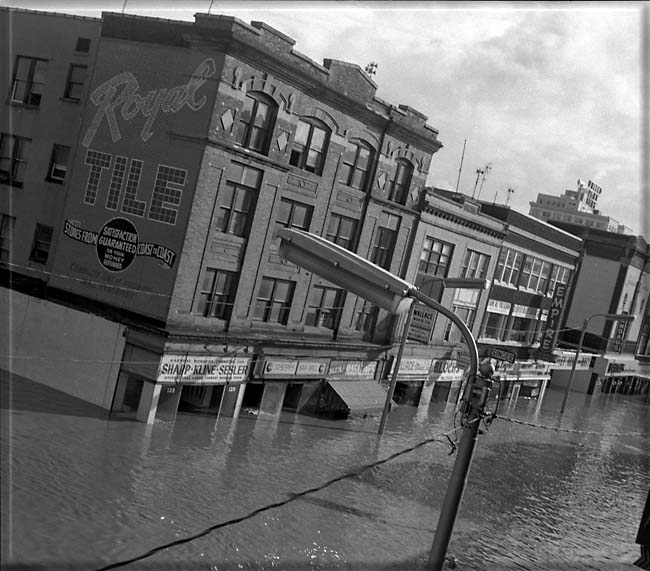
{"left": 1, "top": 374, "right": 649, "bottom": 570}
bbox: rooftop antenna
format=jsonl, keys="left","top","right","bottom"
{"left": 506, "top": 187, "right": 515, "bottom": 207}
{"left": 121, "top": 0, "right": 127, "bottom": 13}
{"left": 476, "top": 163, "right": 492, "bottom": 200}
{"left": 455, "top": 139, "right": 467, "bottom": 192}
{"left": 471, "top": 167, "right": 484, "bottom": 199}
{"left": 364, "top": 62, "right": 378, "bottom": 77}
{"left": 208, "top": 0, "right": 215, "bottom": 13}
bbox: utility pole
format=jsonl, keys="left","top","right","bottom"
{"left": 471, "top": 168, "right": 484, "bottom": 199}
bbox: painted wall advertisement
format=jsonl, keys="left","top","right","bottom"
{"left": 49, "top": 38, "right": 219, "bottom": 320}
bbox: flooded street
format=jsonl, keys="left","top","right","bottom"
{"left": 1, "top": 374, "right": 649, "bottom": 571}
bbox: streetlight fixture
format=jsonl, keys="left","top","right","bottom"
{"left": 559, "top": 312, "right": 636, "bottom": 414}
{"left": 276, "top": 228, "right": 494, "bottom": 571}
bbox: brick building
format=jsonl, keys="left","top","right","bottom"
{"left": 0, "top": 8, "right": 100, "bottom": 286}
{"left": 6, "top": 10, "right": 442, "bottom": 422}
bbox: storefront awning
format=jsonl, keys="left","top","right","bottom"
{"left": 328, "top": 380, "right": 388, "bottom": 416}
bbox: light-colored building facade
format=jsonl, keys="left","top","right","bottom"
{"left": 529, "top": 179, "right": 633, "bottom": 235}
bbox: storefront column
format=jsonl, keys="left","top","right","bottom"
{"left": 232, "top": 383, "right": 246, "bottom": 418}
{"left": 418, "top": 379, "right": 436, "bottom": 407}
{"left": 111, "top": 371, "right": 129, "bottom": 412}
{"left": 136, "top": 381, "right": 162, "bottom": 424}
{"left": 259, "top": 382, "right": 286, "bottom": 418}
{"left": 536, "top": 378, "right": 549, "bottom": 406}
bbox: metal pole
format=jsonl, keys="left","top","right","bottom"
{"left": 378, "top": 299, "right": 415, "bottom": 435}
{"left": 408, "top": 290, "right": 490, "bottom": 571}
{"left": 560, "top": 319, "right": 587, "bottom": 414}
{"left": 427, "top": 372, "right": 492, "bottom": 571}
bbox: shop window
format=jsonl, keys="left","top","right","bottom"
{"left": 482, "top": 312, "right": 506, "bottom": 340}
{"left": 196, "top": 268, "right": 238, "bottom": 320}
{"left": 236, "top": 92, "right": 277, "bottom": 155}
{"left": 0, "top": 134, "right": 31, "bottom": 188}
{"left": 506, "top": 316, "right": 534, "bottom": 343}
{"left": 387, "top": 159, "right": 413, "bottom": 205}
{"left": 253, "top": 277, "right": 295, "bottom": 324}
{"left": 520, "top": 256, "right": 549, "bottom": 292}
{"left": 325, "top": 212, "right": 358, "bottom": 251}
{"left": 370, "top": 212, "right": 400, "bottom": 270}
{"left": 29, "top": 224, "right": 53, "bottom": 264}
{"left": 47, "top": 144, "right": 70, "bottom": 183}
{"left": 306, "top": 285, "right": 345, "bottom": 329}
{"left": 277, "top": 198, "right": 313, "bottom": 231}
{"left": 339, "top": 139, "right": 374, "bottom": 191}
{"left": 75, "top": 37, "right": 91, "bottom": 53}
{"left": 216, "top": 162, "right": 262, "bottom": 237}
{"left": 289, "top": 118, "right": 330, "bottom": 175}
{"left": 64, "top": 64, "right": 87, "bottom": 101}
{"left": 0, "top": 214, "right": 15, "bottom": 264}
{"left": 10, "top": 56, "right": 47, "bottom": 107}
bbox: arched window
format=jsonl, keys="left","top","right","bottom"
{"left": 236, "top": 92, "right": 278, "bottom": 155}
{"left": 289, "top": 118, "right": 330, "bottom": 175}
{"left": 388, "top": 158, "right": 413, "bottom": 204}
{"left": 339, "top": 139, "right": 374, "bottom": 191}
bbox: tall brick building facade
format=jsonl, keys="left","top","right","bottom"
{"left": 8, "top": 10, "right": 443, "bottom": 422}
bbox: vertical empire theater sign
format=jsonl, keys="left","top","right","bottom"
{"left": 50, "top": 40, "right": 218, "bottom": 320}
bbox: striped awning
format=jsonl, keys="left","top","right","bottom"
{"left": 328, "top": 380, "right": 388, "bottom": 416}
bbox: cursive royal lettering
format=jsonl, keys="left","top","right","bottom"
{"left": 82, "top": 58, "right": 216, "bottom": 147}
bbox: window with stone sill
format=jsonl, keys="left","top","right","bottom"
{"left": 216, "top": 162, "right": 263, "bottom": 238}
{"left": 64, "top": 64, "right": 87, "bottom": 101}
{"left": 0, "top": 214, "right": 15, "bottom": 264}
{"left": 0, "top": 133, "right": 31, "bottom": 188}
{"left": 325, "top": 213, "right": 358, "bottom": 251}
{"left": 47, "top": 144, "right": 70, "bottom": 183}
{"left": 236, "top": 92, "right": 278, "bottom": 155}
{"left": 196, "top": 268, "right": 238, "bottom": 320}
{"left": 29, "top": 224, "right": 53, "bottom": 264}
{"left": 370, "top": 212, "right": 400, "bottom": 271}
{"left": 289, "top": 118, "right": 330, "bottom": 176}
{"left": 276, "top": 198, "right": 313, "bottom": 232}
{"left": 11, "top": 56, "right": 47, "bottom": 107}
{"left": 339, "top": 139, "right": 374, "bottom": 191}
{"left": 253, "top": 277, "right": 295, "bottom": 325}
{"left": 387, "top": 159, "right": 413, "bottom": 205}
{"left": 305, "top": 285, "right": 345, "bottom": 330}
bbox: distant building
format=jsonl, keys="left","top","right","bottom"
{"left": 528, "top": 179, "right": 634, "bottom": 235}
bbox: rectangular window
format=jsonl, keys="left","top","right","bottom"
{"left": 289, "top": 119, "right": 330, "bottom": 175}
{"left": 277, "top": 198, "right": 313, "bottom": 231}
{"left": 339, "top": 140, "right": 373, "bottom": 191}
{"left": 64, "top": 64, "right": 87, "bottom": 101}
{"left": 461, "top": 249, "right": 490, "bottom": 279}
{"left": 0, "top": 214, "right": 16, "bottom": 263}
{"left": 482, "top": 312, "right": 506, "bottom": 340}
{"left": 548, "top": 265, "right": 570, "bottom": 295}
{"left": 253, "top": 277, "right": 295, "bottom": 324}
{"left": 370, "top": 212, "right": 400, "bottom": 270}
{"left": 47, "top": 144, "right": 70, "bottom": 183}
{"left": 11, "top": 56, "right": 47, "bottom": 106}
{"left": 418, "top": 237, "right": 454, "bottom": 276}
{"left": 196, "top": 268, "right": 238, "bottom": 320}
{"left": 75, "top": 37, "right": 91, "bottom": 53}
{"left": 354, "top": 300, "right": 378, "bottom": 334}
{"left": 29, "top": 224, "right": 53, "bottom": 264}
{"left": 443, "top": 305, "right": 477, "bottom": 343}
{"left": 305, "top": 285, "right": 344, "bottom": 329}
{"left": 0, "top": 134, "right": 31, "bottom": 188}
{"left": 216, "top": 163, "right": 262, "bottom": 237}
{"left": 494, "top": 248, "right": 522, "bottom": 286}
{"left": 325, "top": 213, "right": 358, "bottom": 250}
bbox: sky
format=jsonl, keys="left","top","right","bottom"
{"left": 4, "top": 0, "right": 649, "bottom": 238}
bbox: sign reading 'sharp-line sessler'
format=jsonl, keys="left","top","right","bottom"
{"left": 82, "top": 58, "right": 216, "bottom": 147}
{"left": 64, "top": 218, "right": 177, "bottom": 272}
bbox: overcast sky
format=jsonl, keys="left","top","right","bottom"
{"left": 5, "top": 0, "right": 648, "bottom": 238}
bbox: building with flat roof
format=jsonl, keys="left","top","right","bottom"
{"left": 529, "top": 179, "right": 634, "bottom": 235}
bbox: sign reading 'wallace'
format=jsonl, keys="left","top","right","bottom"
{"left": 82, "top": 58, "right": 216, "bottom": 147}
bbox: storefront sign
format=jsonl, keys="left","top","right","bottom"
{"left": 511, "top": 304, "right": 539, "bottom": 319}
{"left": 430, "top": 359, "right": 465, "bottom": 383}
{"left": 390, "top": 358, "right": 432, "bottom": 376}
{"left": 261, "top": 359, "right": 298, "bottom": 377}
{"left": 157, "top": 354, "right": 251, "bottom": 384}
{"left": 487, "top": 300, "right": 511, "bottom": 315}
{"left": 296, "top": 360, "right": 329, "bottom": 376}
{"left": 538, "top": 283, "right": 569, "bottom": 361}
{"left": 487, "top": 347, "right": 517, "bottom": 364}
{"left": 407, "top": 304, "right": 436, "bottom": 344}
{"left": 328, "top": 360, "right": 377, "bottom": 380}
